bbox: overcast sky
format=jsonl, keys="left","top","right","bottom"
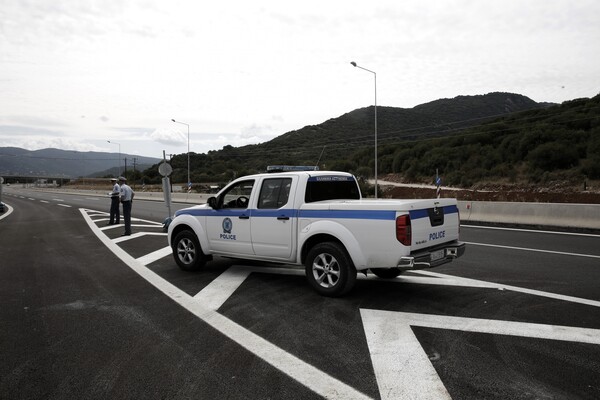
{"left": 1, "top": 0, "right": 599, "bottom": 159}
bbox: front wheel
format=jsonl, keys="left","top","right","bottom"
{"left": 305, "top": 242, "right": 357, "bottom": 297}
{"left": 172, "top": 230, "right": 206, "bottom": 271}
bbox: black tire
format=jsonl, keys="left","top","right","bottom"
{"left": 172, "top": 230, "right": 205, "bottom": 271}
{"left": 305, "top": 242, "right": 357, "bottom": 297}
{"left": 370, "top": 268, "right": 403, "bottom": 279}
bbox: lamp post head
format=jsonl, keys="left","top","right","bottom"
{"left": 171, "top": 119, "right": 176, "bottom": 122}
{"left": 350, "top": 61, "right": 357, "bottom": 67}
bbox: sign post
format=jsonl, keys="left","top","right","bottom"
{"left": 159, "top": 151, "right": 174, "bottom": 227}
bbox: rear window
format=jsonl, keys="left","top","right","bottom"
{"left": 305, "top": 176, "right": 360, "bottom": 203}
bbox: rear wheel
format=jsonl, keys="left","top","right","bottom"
{"left": 305, "top": 242, "right": 356, "bottom": 297}
{"left": 172, "top": 230, "right": 205, "bottom": 271}
{"left": 370, "top": 268, "right": 403, "bottom": 279}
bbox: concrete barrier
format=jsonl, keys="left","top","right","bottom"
{"left": 458, "top": 200, "right": 600, "bottom": 230}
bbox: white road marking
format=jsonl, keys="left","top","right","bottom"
{"left": 40, "top": 200, "right": 49, "bottom": 203}
{"left": 132, "top": 224, "right": 165, "bottom": 229}
{"left": 137, "top": 246, "right": 172, "bottom": 266}
{"left": 52, "top": 198, "right": 64, "bottom": 202}
{"left": 194, "top": 266, "right": 252, "bottom": 309}
{"left": 360, "top": 309, "right": 600, "bottom": 400}
{"left": 80, "top": 208, "right": 371, "bottom": 400}
{"left": 0, "top": 203, "right": 14, "bottom": 221}
{"left": 113, "top": 231, "right": 167, "bottom": 243}
{"left": 465, "top": 241, "right": 600, "bottom": 259}
{"left": 57, "top": 204, "right": 71, "bottom": 208}
{"left": 411, "top": 270, "right": 600, "bottom": 308}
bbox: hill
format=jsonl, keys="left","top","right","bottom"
{"left": 142, "top": 92, "right": 557, "bottom": 185}
{"left": 0, "top": 147, "right": 160, "bottom": 178}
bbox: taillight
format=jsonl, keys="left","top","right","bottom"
{"left": 396, "top": 214, "right": 411, "bottom": 246}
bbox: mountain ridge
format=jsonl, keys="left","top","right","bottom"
{"left": 0, "top": 147, "right": 160, "bottom": 178}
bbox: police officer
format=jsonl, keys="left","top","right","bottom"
{"left": 108, "top": 178, "right": 120, "bottom": 225}
{"left": 118, "top": 176, "right": 134, "bottom": 236}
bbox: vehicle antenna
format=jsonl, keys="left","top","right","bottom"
{"left": 315, "top": 146, "right": 326, "bottom": 169}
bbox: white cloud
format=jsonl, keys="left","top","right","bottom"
{"left": 149, "top": 128, "right": 187, "bottom": 146}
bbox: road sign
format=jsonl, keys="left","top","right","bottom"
{"left": 158, "top": 162, "right": 172, "bottom": 177}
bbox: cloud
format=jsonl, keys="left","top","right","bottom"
{"left": 0, "top": 124, "right": 65, "bottom": 137}
{"left": 0, "top": 131, "right": 104, "bottom": 153}
{"left": 240, "top": 123, "right": 273, "bottom": 139}
{"left": 3, "top": 115, "right": 68, "bottom": 128}
{"left": 149, "top": 127, "right": 187, "bottom": 146}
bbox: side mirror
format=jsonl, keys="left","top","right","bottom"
{"left": 207, "top": 196, "right": 217, "bottom": 209}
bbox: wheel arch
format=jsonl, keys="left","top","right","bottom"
{"left": 299, "top": 221, "right": 366, "bottom": 270}
{"left": 167, "top": 215, "right": 210, "bottom": 256}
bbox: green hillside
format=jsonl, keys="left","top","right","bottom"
{"left": 141, "top": 92, "right": 600, "bottom": 192}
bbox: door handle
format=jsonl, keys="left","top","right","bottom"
{"left": 239, "top": 215, "right": 250, "bottom": 219}
{"left": 277, "top": 216, "right": 289, "bottom": 220}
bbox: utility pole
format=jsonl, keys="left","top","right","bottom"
{"left": 133, "top": 158, "right": 137, "bottom": 189}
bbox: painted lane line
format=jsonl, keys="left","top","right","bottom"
{"left": 80, "top": 209, "right": 371, "bottom": 400}
{"left": 465, "top": 241, "right": 600, "bottom": 259}
{"left": 57, "top": 204, "right": 71, "bottom": 208}
{"left": 414, "top": 270, "right": 600, "bottom": 308}
{"left": 137, "top": 246, "right": 172, "bottom": 266}
{"left": 113, "top": 232, "right": 146, "bottom": 243}
{"left": 28, "top": 197, "right": 35, "bottom": 200}
{"left": 131, "top": 224, "right": 165, "bottom": 229}
{"left": 113, "top": 232, "right": 168, "bottom": 243}
{"left": 40, "top": 200, "right": 49, "bottom": 203}
{"left": 194, "top": 266, "right": 252, "bottom": 310}
{"left": 101, "top": 225, "right": 122, "bottom": 231}
{"left": 0, "top": 203, "right": 14, "bottom": 221}
{"left": 52, "top": 198, "right": 64, "bottom": 202}
{"left": 361, "top": 310, "right": 451, "bottom": 400}
{"left": 462, "top": 224, "right": 600, "bottom": 238}
{"left": 360, "top": 309, "right": 600, "bottom": 400}
{"left": 193, "top": 265, "right": 305, "bottom": 310}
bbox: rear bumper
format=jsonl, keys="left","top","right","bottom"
{"left": 397, "top": 240, "right": 466, "bottom": 270}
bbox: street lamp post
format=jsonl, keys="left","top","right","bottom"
{"left": 107, "top": 140, "right": 121, "bottom": 176}
{"left": 350, "top": 61, "right": 378, "bottom": 198}
{"left": 171, "top": 119, "right": 190, "bottom": 191}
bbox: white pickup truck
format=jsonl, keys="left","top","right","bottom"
{"left": 167, "top": 169, "right": 465, "bottom": 296}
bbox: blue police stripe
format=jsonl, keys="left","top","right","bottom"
{"left": 176, "top": 205, "right": 458, "bottom": 220}
{"left": 297, "top": 209, "right": 396, "bottom": 220}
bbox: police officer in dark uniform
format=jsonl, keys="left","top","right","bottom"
{"left": 108, "top": 178, "right": 120, "bottom": 225}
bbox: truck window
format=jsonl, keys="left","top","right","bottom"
{"left": 219, "top": 179, "right": 254, "bottom": 209}
{"left": 258, "top": 178, "right": 292, "bottom": 209}
{"left": 305, "top": 176, "right": 360, "bottom": 203}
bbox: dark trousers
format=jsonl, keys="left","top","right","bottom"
{"left": 109, "top": 196, "right": 120, "bottom": 224}
{"left": 122, "top": 200, "right": 132, "bottom": 234}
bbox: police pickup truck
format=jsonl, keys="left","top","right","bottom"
{"left": 167, "top": 168, "right": 465, "bottom": 296}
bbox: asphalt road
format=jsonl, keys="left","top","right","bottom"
{"left": 1, "top": 186, "right": 599, "bottom": 399}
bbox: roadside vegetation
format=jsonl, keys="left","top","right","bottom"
{"left": 139, "top": 93, "right": 600, "bottom": 194}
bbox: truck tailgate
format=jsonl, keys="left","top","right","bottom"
{"left": 407, "top": 199, "right": 460, "bottom": 252}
